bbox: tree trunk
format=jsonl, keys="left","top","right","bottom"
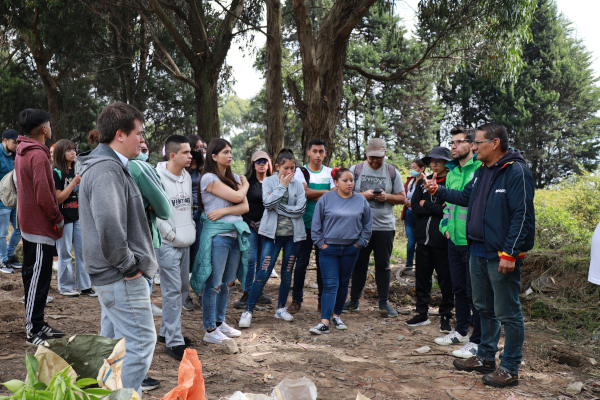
{"left": 265, "top": 0, "right": 284, "bottom": 158}
{"left": 194, "top": 71, "right": 221, "bottom": 143}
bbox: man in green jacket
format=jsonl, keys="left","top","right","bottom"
{"left": 434, "top": 126, "right": 482, "bottom": 358}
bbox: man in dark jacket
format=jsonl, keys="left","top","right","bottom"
{"left": 0, "top": 129, "right": 22, "bottom": 273}
{"left": 406, "top": 147, "right": 454, "bottom": 332}
{"left": 422, "top": 123, "right": 535, "bottom": 388}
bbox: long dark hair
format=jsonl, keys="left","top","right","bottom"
{"left": 202, "top": 138, "right": 238, "bottom": 190}
{"left": 52, "top": 139, "right": 76, "bottom": 175}
{"left": 186, "top": 134, "right": 205, "bottom": 172}
{"left": 244, "top": 154, "right": 272, "bottom": 181}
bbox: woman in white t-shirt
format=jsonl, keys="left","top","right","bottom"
{"left": 588, "top": 221, "right": 600, "bottom": 304}
{"left": 198, "top": 138, "right": 250, "bottom": 345}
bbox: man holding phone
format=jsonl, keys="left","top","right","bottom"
{"left": 344, "top": 138, "right": 405, "bottom": 317}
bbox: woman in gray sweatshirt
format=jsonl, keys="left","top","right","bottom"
{"left": 309, "top": 167, "right": 372, "bottom": 334}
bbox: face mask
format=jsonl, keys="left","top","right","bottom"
{"left": 191, "top": 150, "right": 203, "bottom": 160}
{"left": 139, "top": 152, "right": 149, "bottom": 162}
{"left": 410, "top": 169, "right": 420, "bottom": 178}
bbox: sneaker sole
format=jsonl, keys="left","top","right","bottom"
{"left": 452, "top": 351, "right": 477, "bottom": 358}
{"left": 453, "top": 360, "right": 495, "bottom": 374}
{"left": 406, "top": 319, "right": 431, "bottom": 327}
{"left": 141, "top": 384, "right": 160, "bottom": 391}
{"left": 60, "top": 292, "right": 80, "bottom": 297}
{"left": 342, "top": 307, "right": 359, "bottom": 313}
{"left": 435, "top": 339, "right": 469, "bottom": 346}
{"left": 274, "top": 314, "right": 294, "bottom": 322}
{"left": 220, "top": 330, "right": 241, "bottom": 338}
{"left": 309, "top": 329, "right": 330, "bottom": 335}
{"left": 203, "top": 337, "right": 225, "bottom": 345}
{"left": 233, "top": 302, "right": 247, "bottom": 309}
{"left": 333, "top": 324, "right": 347, "bottom": 330}
{"left": 440, "top": 328, "right": 452, "bottom": 333}
{"left": 482, "top": 376, "right": 519, "bottom": 387}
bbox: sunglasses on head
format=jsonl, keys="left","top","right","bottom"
{"left": 255, "top": 159, "right": 268, "bottom": 165}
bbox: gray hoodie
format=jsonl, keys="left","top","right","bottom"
{"left": 79, "top": 144, "right": 158, "bottom": 286}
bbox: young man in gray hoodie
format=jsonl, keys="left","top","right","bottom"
{"left": 155, "top": 135, "right": 195, "bottom": 361}
{"left": 79, "top": 102, "right": 157, "bottom": 396}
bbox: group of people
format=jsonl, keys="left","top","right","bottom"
{"left": 3, "top": 101, "right": 536, "bottom": 395}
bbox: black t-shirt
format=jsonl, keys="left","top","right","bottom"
{"left": 53, "top": 168, "right": 79, "bottom": 224}
{"left": 242, "top": 176, "right": 265, "bottom": 226}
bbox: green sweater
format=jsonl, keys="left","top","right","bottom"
{"left": 129, "top": 156, "right": 171, "bottom": 249}
{"left": 190, "top": 215, "right": 250, "bottom": 296}
{"left": 439, "top": 155, "right": 482, "bottom": 246}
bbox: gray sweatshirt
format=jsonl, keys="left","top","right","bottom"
{"left": 311, "top": 190, "right": 373, "bottom": 249}
{"left": 79, "top": 144, "right": 158, "bottom": 286}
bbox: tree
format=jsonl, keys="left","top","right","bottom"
{"left": 439, "top": 0, "right": 600, "bottom": 188}
{"left": 284, "top": 0, "right": 536, "bottom": 161}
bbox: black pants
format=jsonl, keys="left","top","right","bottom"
{"left": 350, "top": 230, "right": 395, "bottom": 304}
{"left": 292, "top": 228, "right": 323, "bottom": 302}
{"left": 415, "top": 243, "right": 454, "bottom": 317}
{"left": 22, "top": 239, "right": 54, "bottom": 335}
{"left": 448, "top": 241, "right": 481, "bottom": 343}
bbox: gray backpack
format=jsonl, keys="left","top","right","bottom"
{"left": 0, "top": 169, "right": 17, "bottom": 207}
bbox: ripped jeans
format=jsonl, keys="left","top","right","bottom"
{"left": 246, "top": 235, "right": 299, "bottom": 312}
{"left": 202, "top": 235, "right": 241, "bottom": 331}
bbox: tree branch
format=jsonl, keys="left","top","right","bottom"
{"left": 212, "top": 0, "right": 267, "bottom": 37}
{"left": 146, "top": 0, "right": 197, "bottom": 64}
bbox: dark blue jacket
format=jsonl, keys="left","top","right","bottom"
{"left": 434, "top": 149, "right": 535, "bottom": 260}
{"left": 0, "top": 144, "right": 15, "bottom": 209}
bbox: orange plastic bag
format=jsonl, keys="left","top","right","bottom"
{"left": 161, "top": 348, "right": 206, "bottom": 400}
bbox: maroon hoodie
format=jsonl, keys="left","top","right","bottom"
{"left": 15, "top": 136, "right": 63, "bottom": 242}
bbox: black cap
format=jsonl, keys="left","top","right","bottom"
{"left": 421, "top": 146, "right": 451, "bottom": 165}
{"left": 2, "top": 129, "right": 18, "bottom": 141}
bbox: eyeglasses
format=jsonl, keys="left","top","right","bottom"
{"left": 141, "top": 149, "right": 149, "bottom": 153}
{"left": 255, "top": 159, "right": 268, "bottom": 165}
{"left": 473, "top": 139, "right": 494, "bottom": 146}
{"left": 449, "top": 139, "right": 471, "bottom": 147}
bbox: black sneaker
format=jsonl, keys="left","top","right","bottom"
{"left": 141, "top": 376, "right": 160, "bottom": 391}
{"left": 342, "top": 299, "right": 359, "bottom": 313}
{"left": 26, "top": 331, "right": 49, "bottom": 346}
{"left": 183, "top": 296, "right": 195, "bottom": 311}
{"left": 233, "top": 292, "right": 249, "bottom": 309}
{"left": 379, "top": 301, "right": 398, "bottom": 318}
{"left": 7, "top": 256, "right": 22, "bottom": 268}
{"left": 309, "top": 323, "right": 330, "bottom": 335}
{"left": 331, "top": 316, "right": 347, "bottom": 330}
{"left": 165, "top": 344, "right": 187, "bottom": 361}
{"left": 158, "top": 335, "right": 192, "bottom": 346}
{"left": 440, "top": 315, "right": 452, "bottom": 333}
{"left": 406, "top": 314, "right": 431, "bottom": 327}
{"left": 40, "top": 322, "right": 65, "bottom": 338}
{"left": 258, "top": 294, "right": 272, "bottom": 305}
{"left": 80, "top": 288, "right": 98, "bottom": 297}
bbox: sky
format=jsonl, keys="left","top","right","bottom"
{"left": 226, "top": 0, "right": 600, "bottom": 100}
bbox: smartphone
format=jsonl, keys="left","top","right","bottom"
{"left": 373, "top": 189, "right": 382, "bottom": 194}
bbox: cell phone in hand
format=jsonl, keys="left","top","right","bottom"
{"left": 373, "top": 189, "right": 382, "bottom": 194}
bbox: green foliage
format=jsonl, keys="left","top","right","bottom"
{"left": 0, "top": 354, "right": 111, "bottom": 400}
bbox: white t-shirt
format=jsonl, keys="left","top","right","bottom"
{"left": 589, "top": 221, "right": 600, "bottom": 285}
{"left": 294, "top": 165, "right": 335, "bottom": 228}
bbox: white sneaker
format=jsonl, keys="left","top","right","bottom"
{"left": 331, "top": 316, "right": 347, "bottom": 330}
{"left": 274, "top": 307, "right": 294, "bottom": 322}
{"left": 52, "top": 261, "right": 58, "bottom": 272}
{"left": 270, "top": 270, "right": 279, "bottom": 278}
{"left": 238, "top": 311, "right": 252, "bottom": 328}
{"left": 452, "top": 342, "right": 478, "bottom": 358}
{"left": 151, "top": 303, "right": 163, "bottom": 317}
{"left": 434, "top": 331, "right": 469, "bottom": 346}
{"left": 60, "top": 290, "right": 80, "bottom": 296}
{"left": 218, "top": 321, "right": 241, "bottom": 337}
{"left": 153, "top": 273, "right": 160, "bottom": 285}
{"left": 203, "top": 328, "right": 228, "bottom": 345}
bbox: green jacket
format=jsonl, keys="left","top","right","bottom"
{"left": 129, "top": 156, "right": 171, "bottom": 249}
{"left": 439, "top": 155, "right": 482, "bottom": 246}
{"left": 190, "top": 215, "right": 250, "bottom": 296}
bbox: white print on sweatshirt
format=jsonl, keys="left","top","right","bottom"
{"left": 155, "top": 162, "right": 196, "bottom": 248}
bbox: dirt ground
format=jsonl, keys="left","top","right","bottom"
{"left": 1, "top": 259, "right": 599, "bottom": 400}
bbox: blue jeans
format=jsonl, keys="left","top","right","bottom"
{"left": 470, "top": 254, "right": 525, "bottom": 374}
{"left": 97, "top": 276, "right": 156, "bottom": 397}
{"left": 189, "top": 210, "right": 203, "bottom": 273}
{"left": 448, "top": 241, "right": 480, "bottom": 343}
{"left": 243, "top": 228, "right": 264, "bottom": 292}
{"left": 0, "top": 207, "right": 21, "bottom": 263}
{"left": 56, "top": 221, "right": 91, "bottom": 293}
{"left": 404, "top": 208, "right": 416, "bottom": 268}
{"left": 247, "top": 235, "right": 299, "bottom": 311}
{"left": 318, "top": 244, "right": 360, "bottom": 320}
{"left": 202, "top": 235, "right": 241, "bottom": 330}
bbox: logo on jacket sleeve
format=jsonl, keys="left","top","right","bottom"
{"left": 495, "top": 189, "right": 506, "bottom": 193}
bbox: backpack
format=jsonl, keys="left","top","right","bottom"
{"left": 299, "top": 166, "right": 311, "bottom": 184}
{"left": 353, "top": 161, "right": 397, "bottom": 190}
{"left": 0, "top": 169, "right": 17, "bottom": 207}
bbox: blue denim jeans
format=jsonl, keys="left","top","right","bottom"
{"left": 0, "top": 207, "right": 21, "bottom": 263}
{"left": 56, "top": 221, "right": 91, "bottom": 293}
{"left": 97, "top": 276, "right": 156, "bottom": 397}
{"left": 448, "top": 241, "right": 480, "bottom": 343}
{"left": 202, "top": 235, "right": 241, "bottom": 330}
{"left": 318, "top": 244, "right": 360, "bottom": 320}
{"left": 247, "top": 235, "right": 299, "bottom": 311}
{"left": 404, "top": 208, "right": 416, "bottom": 268}
{"left": 189, "top": 210, "right": 203, "bottom": 273}
{"left": 243, "top": 228, "right": 264, "bottom": 292}
{"left": 470, "top": 254, "right": 525, "bottom": 374}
